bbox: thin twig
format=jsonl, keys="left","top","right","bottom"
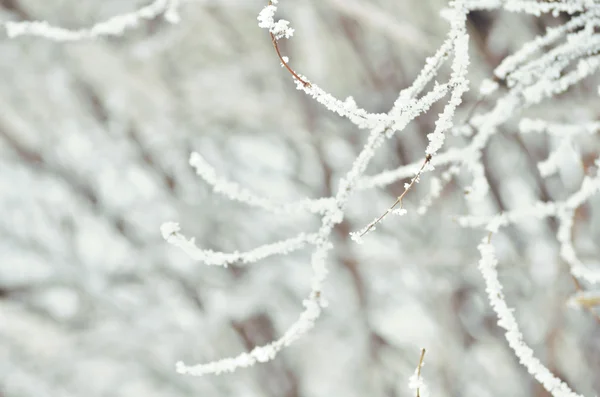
{"left": 267, "top": 1, "right": 310, "bottom": 87}
{"left": 358, "top": 85, "right": 487, "bottom": 239}
{"left": 416, "top": 348, "right": 426, "bottom": 397}
{"left": 359, "top": 154, "right": 432, "bottom": 237}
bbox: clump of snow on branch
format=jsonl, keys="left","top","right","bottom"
{"left": 409, "top": 371, "right": 430, "bottom": 397}
{"left": 257, "top": 0, "right": 294, "bottom": 39}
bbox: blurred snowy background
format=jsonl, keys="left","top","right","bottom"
{"left": 0, "top": 0, "right": 599, "bottom": 396}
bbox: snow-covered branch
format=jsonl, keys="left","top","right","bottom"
{"left": 3, "top": 0, "right": 181, "bottom": 40}
{"left": 478, "top": 238, "right": 584, "bottom": 397}
{"left": 189, "top": 152, "right": 335, "bottom": 215}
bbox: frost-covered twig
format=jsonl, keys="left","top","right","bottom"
{"left": 466, "top": 0, "right": 600, "bottom": 15}
{"left": 3, "top": 0, "right": 181, "bottom": 40}
{"left": 459, "top": 159, "right": 600, "bottom": 284}
{"left": 557, "top": 209, "right": 600, "bottom": 285}
{"left": 425, "top": 5, "right": 470, "bottom": 156}
{"left": 294, "top": 83, "right": 392, "bottom": 130}
{"left": 507, "top": 29, "right": 600, "bottom": 88}
{"left": 351, "top": 154, "right": 432, "bottom": 242}
{"left": 495, "top": 9, "right": 600, "bottom": 79}
{"left": 189, "top": 152, "right": 335, "bottom": 215}
{"left": 519, "top": 119, "right": 600, "bottom": 137}
{"left": 259, "top": 0, "right": 308, "bottom": 88}
{"left": 523, "top": 54, "right": 600, "bottom": 104}
{"left": 478, "top": 238, "right": 584, "bottom": 397}
{"left": 161, "top": 222, "right": 318, "bottom": 267}
{"left": 357, "top": 149, "right": 464, "bottom": 190}
{"left": 457, "top": 160, "right": 600, "bottom": 232}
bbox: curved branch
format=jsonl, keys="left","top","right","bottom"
{"left": 3, "top": 0, "right": 180, "bottom": 41}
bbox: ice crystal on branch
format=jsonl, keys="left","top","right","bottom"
{"left": 257, "top": 1, "right": 294, "bottom": 40}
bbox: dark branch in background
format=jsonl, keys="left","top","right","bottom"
{"left": 0, "top": 0, "right": 30, "bottom": 20}
{"left": 0, "top": 126, "right": 143, "bottom": 247}
{"left": 231, "top": 314, "right": 300, "bottom": 397}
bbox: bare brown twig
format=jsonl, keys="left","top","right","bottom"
{"left": 359, "top": 154, "right": 432, "bottom": 237}
{"left": 267, "top": 1, "right": 311, "bottom": 87}
{"left": 416, "top": 348, "right": 426, "bottom": 397}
